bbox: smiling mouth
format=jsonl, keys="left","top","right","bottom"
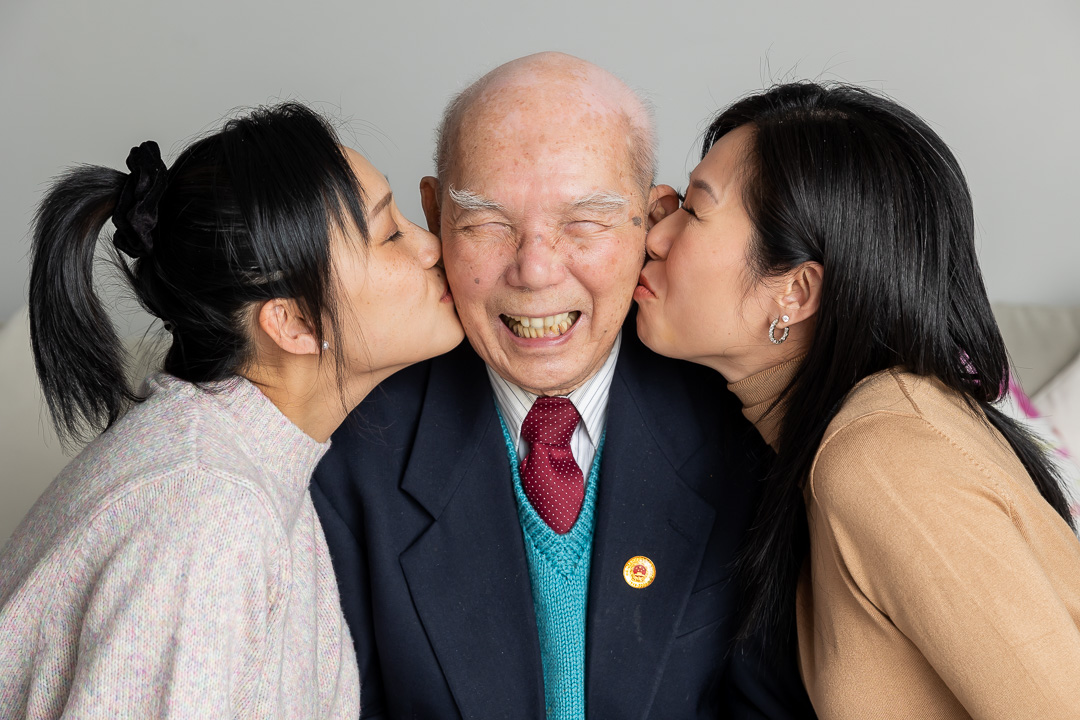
{"left": 500, "top": 311, "right": 581, "bottom": 338}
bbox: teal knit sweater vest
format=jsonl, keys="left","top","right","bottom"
{"left": 497, "top": 410, "right": 602, "bottom": 720}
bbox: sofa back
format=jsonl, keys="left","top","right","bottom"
{"left": 3, "top": 303, "right": 1080, "bottom": 545}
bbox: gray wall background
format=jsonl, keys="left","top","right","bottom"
{"left": 2, "top": 0, "right": 1078, "bottom": 329}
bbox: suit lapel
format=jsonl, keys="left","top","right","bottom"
{"left": 399, "top": 348, "right": 545, "bottom": 719}
{"left": 585, "top": 341, "right": 718, "bottom": 720}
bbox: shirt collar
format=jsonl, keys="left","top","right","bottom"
{"left": 487, "top": 331, "right": 621, "bottom": 446}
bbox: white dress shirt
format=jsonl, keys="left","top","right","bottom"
{"left": 487, "top": 332, "right": 621, "bottom": 475}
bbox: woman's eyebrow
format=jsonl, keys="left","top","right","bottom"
{"left": 689, "top": 178, "right": 719, "bottom": 204}
{"left": 369, "top": 191, "right": 393, "bottom": 217}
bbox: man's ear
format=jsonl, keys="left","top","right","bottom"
{"left": 257, "top": 299, "right": 321, "bottom": 357}
{"left": 646, "top": 184, "right": 680, "bottom": 230}
{"left": 419, "top": 176, "right": 442, "bottom": 237}
{"left": 775, "top": 261, "right": 824, "bottom": 327}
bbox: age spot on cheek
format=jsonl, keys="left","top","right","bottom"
{"left": 632, "top": 216, "right": 642, "bottom": 227}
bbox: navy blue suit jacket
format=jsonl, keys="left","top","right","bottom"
{"left": 312, "top": 323, "right": 813, "bottom": 719}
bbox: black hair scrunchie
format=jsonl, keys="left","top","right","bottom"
{"left": 111, "top": 140, "right": 168, "bottom": 259}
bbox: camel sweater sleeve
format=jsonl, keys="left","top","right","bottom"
{"left": 809, "top": 411, "right": 1080, "bottom": 718}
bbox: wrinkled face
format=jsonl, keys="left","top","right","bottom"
{"left": 439, "top": 105, "right": 647, "bottom": 395}
{"left": 334, "top": 149, "right": 463, "bottom": 378}
{"left": 635, "top": 125, "right": 776, "bottom": 378}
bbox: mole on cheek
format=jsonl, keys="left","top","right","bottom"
{"left": 474, "top": 278, "right": 480, "bottom": 284}
{"left": 632, "top": 216, "right": 642, "bottom": 227}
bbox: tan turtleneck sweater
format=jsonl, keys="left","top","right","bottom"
{"left": 729, "top": 364, "right": 1080, "bottom": 720}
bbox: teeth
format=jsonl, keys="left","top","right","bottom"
{"left": 503, "top": 311, "right": 581, "bottom": 338}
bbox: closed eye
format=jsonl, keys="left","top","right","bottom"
{"left": 568, "top": 219, "right": 610, "bottom": 229}
{"left": 459, "top": 221, "right": 513, "bottom": 234}
{"left": 383, "top": 230, "right": 403, "bottom": 244}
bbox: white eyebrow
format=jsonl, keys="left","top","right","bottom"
{"left": 568, "top": 191, "right": 629, "bottom": 213}
{"left": 448, "top": 186, "right": 506, "bottom": 213}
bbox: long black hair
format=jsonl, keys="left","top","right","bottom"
{"left": 706, "top": 82, "right": 1075, "bottom": 657}
{"left": 29, "top": 102, "right": 368, "bottom": 448}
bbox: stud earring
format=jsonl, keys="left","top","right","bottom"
{"left": 321, "top": 340, "right": 330, "bottom": 351}
{"left": 782, "top": 315, "right": 790, "bottom": 323}
{"left": 769, "top": 317, "right": 789, "bottom": 345}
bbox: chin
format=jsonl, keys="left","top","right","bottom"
{"left": 432, "top": 325, "right": 466, "bottom": 358}
{"left": 636, "top": 320, "right": 683, "bottom": 363}
{"left": 635, "top": 312, "right": 660, "bottom": 353}
{"left": 506, "top": 357, "right": 594, "bottom": 395}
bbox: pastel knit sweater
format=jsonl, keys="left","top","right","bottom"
{"left": 0, "top": 374, "right": 359, "bottom": 719}
{"left": 729, "top": 363, "right": 1080, "bottom": 719}
{"left": 498, "top": 412, "right": 601, "bottom": 720}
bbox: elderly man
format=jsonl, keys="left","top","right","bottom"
{"left": 312, "top": 53, "right": 811, "bottom": 719}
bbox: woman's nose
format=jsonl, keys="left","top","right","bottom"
{"left": 645, "top": 214, "right": 675, "bottom": 261}
{"left": 412, "top": 222, "right": 442, "bottom": 269}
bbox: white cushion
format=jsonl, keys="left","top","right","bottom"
{"left": 993, "top": 303, "right": 1080, "bottom": 396}
{"left": 1029, "top": 357, "right": 1080, "bottom": 522}
{"left": 0, "top": 306, "right": 73, "bottom": 547}
{"left": 0, "top": 306, "right": 165, "bottom": 547}
{"left": 1034, "top": 352, "right": 1080, "bottom": 463}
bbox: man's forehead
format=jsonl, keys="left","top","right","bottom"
{"left": 449, "top": 122, "right": 634, "bottom": 186}
{"left": 455, "top": 76, "right": 631, "bottom": 147}
{"left": 463, "top": 103, "right": 626, "bottom": 146}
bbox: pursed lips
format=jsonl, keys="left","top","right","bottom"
{"left": 634, "top": 270, "right": 660, "bottom": 300}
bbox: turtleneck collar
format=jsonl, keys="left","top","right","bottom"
{"left": 147, "top": 373, "right": 330, "bottom": 526}
{"left": 727, "top": 357, "right": 804, "bottom": 451}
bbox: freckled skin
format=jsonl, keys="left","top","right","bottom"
{"left": 440, "top": 64, "right": 650, "bottom": 396}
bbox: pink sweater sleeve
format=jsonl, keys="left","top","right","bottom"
{"left": 36, "top": 470, "right": 285, "bottom": 718}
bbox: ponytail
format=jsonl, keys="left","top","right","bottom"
{"left": 29, "top": 165, "right": 135, "bottom": 448}
{"left": 28, "top": 104, "right": 367, "bottom": 449}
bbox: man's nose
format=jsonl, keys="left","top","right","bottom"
{"left": 507, "top": 233, "right": 565, "bottom": 289}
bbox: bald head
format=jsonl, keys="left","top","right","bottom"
{"left": 434, "top": 52, "right": 656, "bottom": 196}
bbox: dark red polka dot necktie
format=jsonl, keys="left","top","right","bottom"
{"left": 520, "top": 396, "right": 585, "bottom": 535}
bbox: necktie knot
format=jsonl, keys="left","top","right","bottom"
{"left": 519, "top": 396, "right": 584, "bottom": 534}
{"left": 521, "top": 396, "right": 580, "bottom": 448}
